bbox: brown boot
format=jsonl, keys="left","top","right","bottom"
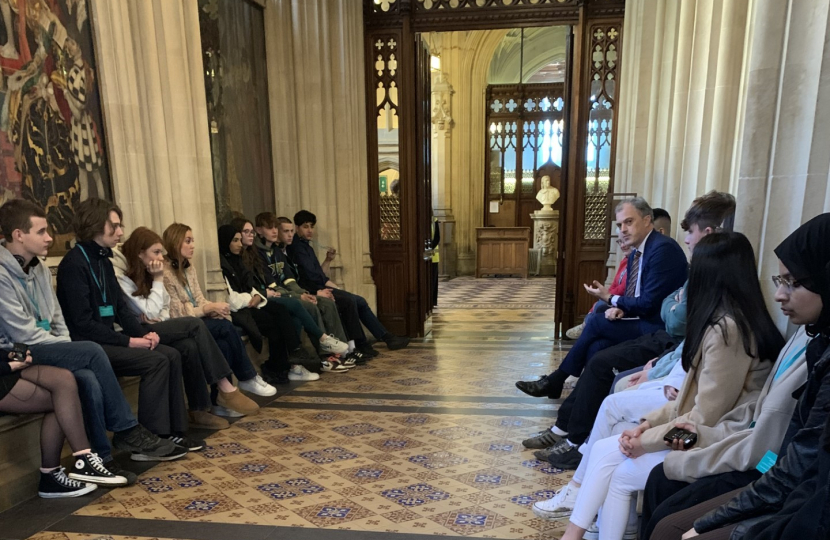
{"left": 217, "top": 389, "right": 260, "bottom": 416}
{"left": 188, "top": 410, "right": 230, "bottom": 430}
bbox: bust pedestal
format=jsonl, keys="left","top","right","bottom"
{"left": 531, "top": 210, "right": 559, "bottom": 276}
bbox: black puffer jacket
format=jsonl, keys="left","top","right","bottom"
{"left": 694, "top": 335, "right": 830, "bottom": 538}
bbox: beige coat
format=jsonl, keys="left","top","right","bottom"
{"left": 663, "top": 328, "right": 810, "bottom": 482}
{"left": 641, "top": 316, "right": 772, "bottom": 453}
{"left": 163, "top": 263, "right": 216, "bottom": 319}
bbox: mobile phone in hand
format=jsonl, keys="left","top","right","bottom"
{"left": 663, "top": 427, "right": 697, "bottom": 449}
{"left": 10, "top": 343, "right": 28, "bottom": 363}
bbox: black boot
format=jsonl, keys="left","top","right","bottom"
{"left": 383, "top": 333, "right": 410, "bottom": 350}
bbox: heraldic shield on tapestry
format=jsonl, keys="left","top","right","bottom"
{"left": 0, "top": 0, "right": 111, "bottom": 255}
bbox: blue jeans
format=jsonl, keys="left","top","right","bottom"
{"left": 202, "top": 318, "right": 258, "bottom": 382}
{"left": 29, "top": 341, "right": 137, "bottom": 461}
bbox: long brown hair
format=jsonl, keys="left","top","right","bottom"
{"left": 121, "top": 227, "right": 164, "bottom": 298}
{"left": 162, "top": 223, "right": 191, "bottom": 285}
{"left": 230, "top": 217, "right": 262, "bottom": 277}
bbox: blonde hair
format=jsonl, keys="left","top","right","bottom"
{"left": 162, "top": 223, "right": 192, "bottom": 285}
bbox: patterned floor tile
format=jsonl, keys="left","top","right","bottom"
{"left": 30, "top": 278, "right": 581, "bottom": 539}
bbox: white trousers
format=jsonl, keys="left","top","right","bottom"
{"left": 569, "top": 383, "right": 672, "bottom": 540}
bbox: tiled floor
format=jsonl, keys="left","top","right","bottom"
{"left": 7, "top": 277, "right": 572, "bottom": 540}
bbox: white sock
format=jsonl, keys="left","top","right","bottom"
{"left": 566, "top": 439, "right": 578, "bottom": 447}
{"left": 348, "top": 340, "right": 356, "bottom": 353}
{"left": 40, "top": 466, "right": 59, "bottom": 474}
{"left": 551, "top": 425, "right": 568, "bottom": 436}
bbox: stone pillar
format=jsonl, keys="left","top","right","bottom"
{"left": 615, "top": 0, "right": 750, "bottom": 239}
{"left": 431, "top": 68, "right": 457, "bottom": 278}
{"left": 531, "top": 210, "right": 559, "bottom": 276}
{"left": 90, "top": 0, "right": 223, "bottom": 294}
{"left": 733, "top": 0, "right": 830, "bottom": 330}
{"left": 263, "top": 0, "right": 376, "bottom": 304}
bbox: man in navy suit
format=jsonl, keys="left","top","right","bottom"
{"left": 516, "top": 197, "right": 688, "bottom": 401}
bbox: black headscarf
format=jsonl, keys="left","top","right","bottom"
{"left": 774, "top": 213, "right": 830, "bottom": 336}
{"left": 218, "top": 224, "right": 255, "bottom": 294}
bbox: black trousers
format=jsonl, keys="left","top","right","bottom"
{"left": 100, "top": 343, "right": 188, "bottom": 435}
{"left": 249, "top": 303, "right": 300, "bottom": 373}
{"left": 555, "top": 330, "right": 677, "bottom": 445}
{"left": 149, "top": 317, "right": 232, "bottom": 412}
{"left": 330, "top": 289, "right": 366, "bottom": 344}
{"left": 641, "top": 462, "right": 761, "bottom": 540}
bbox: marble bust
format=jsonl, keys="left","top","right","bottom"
{"left": 536, "top": 175, "right": 560, "bottom": 213}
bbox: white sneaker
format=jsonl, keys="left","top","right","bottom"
{"left": 582, "top": 519, "right": 637, "bottom": 540}
{"left": 288, "top": 364, "right": 321, "bottom": 381}
{"left": 532, "top": 483, "right": 579, "bottom": 520}
{"left": 211, "top": 405, "right": 244, "bottom": 418}
{"left": 239, "top": 375, "right": 277, "bottom": 397}
{"left": 320, "top": 334, "right": 349, "bottom": 355}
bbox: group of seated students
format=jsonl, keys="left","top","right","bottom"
{"left": 514, "top": 192, "right": 830, "bottom": 539}
{"left": 0, "top": 198, "right": 409, "bottom": 499}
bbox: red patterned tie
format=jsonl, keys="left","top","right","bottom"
{"left": 625, "top": 251, "right": 641, "bottom": 298}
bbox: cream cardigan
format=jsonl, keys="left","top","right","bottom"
{"left": 663, "top": 327, "right": 810, "bottom": 482}
{"left": 640, "top": 316, "right": 772, "bottom": 453}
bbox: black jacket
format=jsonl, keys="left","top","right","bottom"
{"left": 56, "top": 241, "right": 147, "bottom": 347}
{"left": 695, "top": 335, "right": 830, "bottom": 538}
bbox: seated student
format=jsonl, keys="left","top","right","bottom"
{"left": 113, "top": 227, "right": 259, "bottom": 423}
{"left": 653, "top": 214, "right": 830, "bottom": 540}
{"left": 248, "top": 214, "right": 357, "bottom": 363}
{"left": 0, "top": 199, "right": 176, "bottom": 473}
{"left": 565, "top": 238, "right": 632, "bottom": 341}
{"left": 234, "top": 217, "right": 328, "bottom": 380}
{"left": 217, "top": 225, "right": 321, "bottom": 384}
{"left": 516, "top": 198, "right": 688, "bottom": 400}
{"left": 555, "top": 232, "right": 783, "bottom": 540}
{"left": 287, "top": 209, "right": 410, "bottom": 351}
{"left": 533, "top": 346, "right": 688, "bottom": 522}
{"left": 523, "top": 192, "right": 735, "bottom": 469}
{"left": 161, "top": 223, "right": 277, "bottom": 401}
{"left": 233, "top": 215, "right": 350, "bottom": 372}
{"left": 1, "top": 351, "right": 122, "bottom": 497}
{"left": 652, "top": 207, "right": 672, "bottom": 236}
{"left": 56, "top": 199, "right": 192, "bottom": 457}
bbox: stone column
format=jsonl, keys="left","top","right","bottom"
{"left": 430, "top": 68, "right": 457, "bottom": 278}
{"left": 264, "top": 0, "right": 375, "bottom": 304}
{"left": 615, "top": 0, "right": 750, "bottom": 239}
{"left": 734, "top": 0, "right": 830, "bottom": 329}
{"left": 90, "top": 0, "right": 223, "bottom": 294}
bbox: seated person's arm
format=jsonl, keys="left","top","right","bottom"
{"left": 0, "top": 278, "right": 67, "bottom": 345}
{"left": 57, "top": 264, "right": 132, "bottom": 346}
{"left": 115, "top": 290, "right": 150, "bottom": 338}
{"left": 614, "top": 243, "right": 688, "bottom": 317}
{"left": 661, "top": 284, "right": 688, "bottom": 338}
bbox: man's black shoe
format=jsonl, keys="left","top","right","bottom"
{"left": 515, "top": 376, "right": 555, "bottom": 398}
{"left": 104, "top": 459, "right": 138, "bottom": 486}
{"left": 547, "top": 445, "right": 583, "bottom": 470}
{"left": 357, "top": 344, "right": 380, "bottom": 358}
{"left": 522, "top": 429, "right": 565, "bottom": 449}
{"left": 384, "top": 334, "right": 410, "bottom": 350}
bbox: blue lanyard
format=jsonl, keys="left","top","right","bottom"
{"left": 77, "top": 245, "right": 108, "bottom": 304}
{"left": 16, "top": 275, "right": 43, "bottom": 321}
{"left": 774, "top": 345, "right": 807, "bottom": 381}
{"left": 183, "top": 274, "right": 198, "bottom": 307}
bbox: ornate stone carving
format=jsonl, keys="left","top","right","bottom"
{"left": 431, "top": 72, "right": 454, "bottom": 131}
{"left": 535, "top": 221, "right": 557, "bottom": 255}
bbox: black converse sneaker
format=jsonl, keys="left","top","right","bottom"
{"left": 68, "top": 452, "right": 128, "bottom": 486}
{"left": 38, "top": 467, "right": 97, "bottom": 498}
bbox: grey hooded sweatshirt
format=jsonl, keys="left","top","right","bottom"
{"left": 0, "top": 245, "right": 71, "bottom": 347}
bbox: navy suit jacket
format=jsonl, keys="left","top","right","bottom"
{"left": 615, "top": 230, "right": 688, "bottom": 329}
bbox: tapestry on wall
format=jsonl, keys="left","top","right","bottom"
{"left": 0, "top": 0, "right": 111, "bottom": 255}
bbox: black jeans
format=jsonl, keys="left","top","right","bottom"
{"left": 100, "top": 343, "right": 188, "bottom": 435}
{"left": 555, "top": 330, "right": 677, "bottom": 445}
{"left": 149, "top": 317, "right": 232, "bottom": 412}
{"left": 641, "top": 462, "right": 761, "bottom": 540}
{"left": 248, "top": 303, "right": 300, "bottom": 373}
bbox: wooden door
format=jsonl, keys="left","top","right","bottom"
{"left": 413, "top": 36, "right": 434, "bottom": 335}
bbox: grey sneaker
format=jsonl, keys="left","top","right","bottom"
{"left": 522, "top": 429, "right": 565, "bottom": 449}
{"left": 112, "top": 424, "right": 177, "bottom": 457}
{"left": 533, "top": 439, "right": 572, "bottom": 461}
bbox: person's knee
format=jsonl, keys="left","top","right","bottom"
{"left": 610, "top": 458, "right": 647, "bottom": 492}
{"left": 74, "top": 369, "right": 103, "bottom": 405}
